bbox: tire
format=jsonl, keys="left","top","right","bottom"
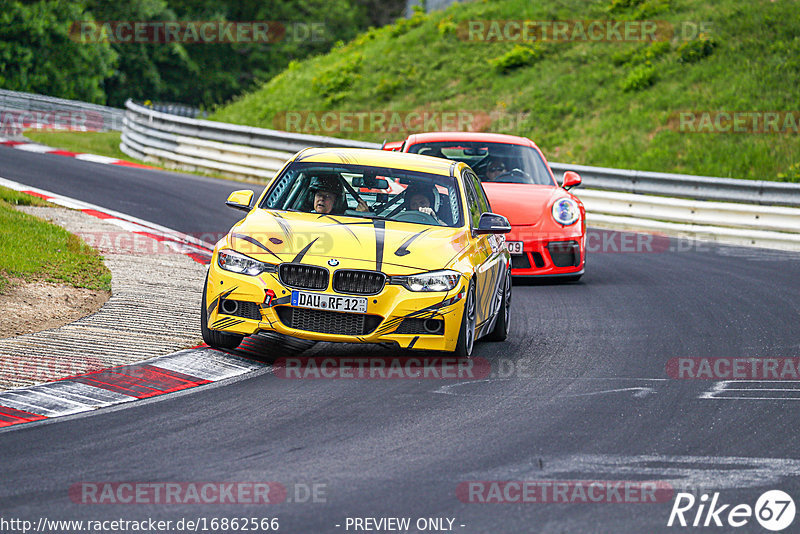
{"left": 452, "top": 280, "right": 477, "bottom": 358}
{"left": 486, "top": 268, "right": 511, "bottom": 342}
{"left": 201, "top": 274, "right": 243, "bottom": 350}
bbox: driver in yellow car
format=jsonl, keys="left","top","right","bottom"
{"left": 404, "top": 184, "right": 441, "bottom": 221}
{"left": 309, "top": 175, "right": 369, "bottom": 214}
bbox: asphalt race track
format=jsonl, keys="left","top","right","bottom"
{"left": 2, "top": 146, "right": 800, "bottom": 533}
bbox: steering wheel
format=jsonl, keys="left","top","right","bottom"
{"left": 393, "top": 209, "right": 439, "bottom": 224}
{"left": 491, "top": 168, "right": 530, "bottom": 183}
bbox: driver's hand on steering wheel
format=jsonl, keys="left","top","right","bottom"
{"left": 356, "top": 199, "right": 370, "bottom": 212}
{"left": 418, "top": 206, "right": 443, "bottom": 223}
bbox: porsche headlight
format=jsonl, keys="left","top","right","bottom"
{"left": 398, "top": 270, "right": 460, "bottom": 292}
{"left": 552, "top": 198, "right": 580, "bottom": 226}
{"left": 217, "top": 249, "right": 274, "bottom": 276}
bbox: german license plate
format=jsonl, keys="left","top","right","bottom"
{"left": 507, "top": 241, "right": 524, "bottom": 255}
{"left": 291, "top": 291, "right": 367, "bottom": 313}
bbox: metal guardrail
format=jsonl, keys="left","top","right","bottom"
{"left": 0, "top": 89, "right": 125, "bottom": 132}
{"left": 133, "top": 101, "right": 208, "bottom": 119}
{"left": 549, "top": 163, "right": 800, "bottom": 208}
{"left": 120, "top": 98, "right": 800, "bottom": 250}
{"left": 573, "top": 189, "right": 800, "bottom": 251}
{"left": 121, "top": 100, "right": 377, "bottom": 179}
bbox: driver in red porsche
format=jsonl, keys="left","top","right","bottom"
{"left": 484, "top": 159, "right": 507, "bottom": 181}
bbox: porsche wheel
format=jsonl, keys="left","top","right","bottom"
{"left": 201, "top": 275, "right": 243, "bottom": 350}
{"left": 486, "top": 269, "right": 511, "bottom": 342}
{"left": 453, "top": 280, "right": 476, "bottom": 358}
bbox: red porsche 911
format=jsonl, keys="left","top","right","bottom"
{"left": 384, "top": 132, "right": 586, "bottom": 281}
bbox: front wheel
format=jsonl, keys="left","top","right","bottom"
{"left": 486, "top": 269, "right": 511, "bottom": 342}
{"left": 201, "top": 275, "right": 243, "bottom": 350}
{"left": 452, "top": 280, "right": 476, "bottom": 358}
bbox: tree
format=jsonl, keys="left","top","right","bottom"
{"left": 0, "top": 1, "right": 116, "bottom": 103}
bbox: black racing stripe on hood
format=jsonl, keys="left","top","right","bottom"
{"left": 292, "top": 237, "right": 319, "bottom": 264}
{"left": 394, "top": 228, "right": 430, "bottom": 257}
{"left": 321, "top": 215, "right": 363, "bottom": 243}
{"left": 269, "top": 212, "right": 294, "bottom": 242}
{"left": 373, "top": 219, "right": 386, "bottom": 272}
{"left": 232, "top": 233, "right": 283, "bottom": 262}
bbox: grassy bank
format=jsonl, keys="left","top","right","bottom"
{"left": 24, "top": 131, "right": 131, "bottom": 161}
{"left": 0, "top": 187, "right": 111, "bottom": 293}
{"left": 212, "top": 0, "right": 800, "bottom": 182}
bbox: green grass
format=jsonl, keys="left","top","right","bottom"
{"left": 0, "top": 187, "right": 111, "bottom": 294}
{"left": 24, "top": 131, "right": 130, "bottom": 161}
{"left": 211, "top": 0, "right": 800, "bottom": 182}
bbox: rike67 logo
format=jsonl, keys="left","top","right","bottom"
{"left": 668, "top": 490, "right": 795, "bottom": 531}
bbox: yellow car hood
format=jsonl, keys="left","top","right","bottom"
{"left": 223, "top": 209, "right": 469, "bottom": 273}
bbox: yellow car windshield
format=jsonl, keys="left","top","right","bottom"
{"left": 260, "top": 162, "right": 464, "bottom": 228}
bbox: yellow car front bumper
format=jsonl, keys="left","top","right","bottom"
{"left": 204, "top": 264, "right": 468, "bottom": 352}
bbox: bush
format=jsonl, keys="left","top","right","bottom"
{"left": 311, "top": 54, "right": 363, "bottom": 103}
{"left": 607, "top": 0, "right": 671, "bottom": 17}
{"left": 390, "top": 5, "right": 427, "bottom": 37}
{"left": 490, "top": 45, "right": 540, "bottom": 73}
{"left": 613, "top": 41, "right": 671, "bottom": 66}
{"left": 437, "top": 16, "right": 457, "bottom": 36}
{"left": 373, "top": 77, "right": 403, "bottom": 101}
{"left": 678, "top": 34, "right": 717, "bottom": 63}
{"left": 607, "top": 0, "right": 643, "bottom": 12}
{"left": 620, "top": 62, "right": 657, "bottom": 91}
{"left": 777, "top": 162, "right": 800, "bottom": 183}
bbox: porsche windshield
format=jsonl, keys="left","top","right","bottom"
{"left": 259, "top": 162, "right": 464, "bottom": 228}
{"left": 408, "top": 141, "right": 556, "bottom": 186}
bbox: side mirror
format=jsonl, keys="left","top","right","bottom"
{"left": 562, "top": 171, "right": 582, "bottom": 190}
{"left": 382, "top": 140, "right": 404, "bottom": 152}
{"left": 475, "top": 212, "right": 511, "bottom": 234}
{"left": 226, "top": 190, "right": 254, "bottom": 212}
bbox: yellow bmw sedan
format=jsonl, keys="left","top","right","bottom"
{"left": 202, "top": 148, "right": 512, "bottom": 358}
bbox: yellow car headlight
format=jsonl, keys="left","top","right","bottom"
{"left": 217, "top": 249, "right": 276, "bottom": 276}
{"left": 392, "top": 270, "right": 461, "bottom": 292}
